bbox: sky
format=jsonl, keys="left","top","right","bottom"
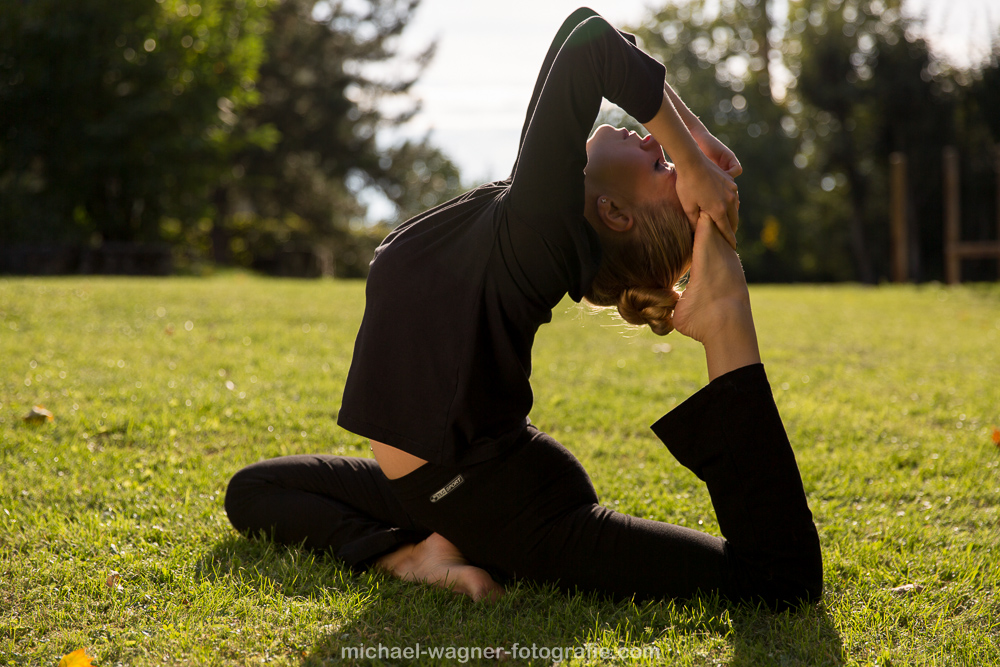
{"left": 377, "top": 0, "right": 999, "bottom": 187}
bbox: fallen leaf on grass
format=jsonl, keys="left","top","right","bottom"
{"left": 889, "top": 583, "right": 924, "bottom": 596}
{"left": 23, "top": 405, "right": 54, "bottom": 424}
{"left": 58, "top": 648, "right": 94, "bottom": 667}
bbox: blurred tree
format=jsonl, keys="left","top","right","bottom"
{"left": 952, "top": 50, "right": 1000, "bottom": 280}
{"left": 629, "top": 0, "right": 990, "bottom": 283}
{"left": 790, "top": 0, "right": 959, "bottom": 283}
{"left": 218, "top": 0, "right": 464, "bottom": 275}
{"left": 630, "top": 0, "right": 835, "bottom": 282}
{"left": 0, "top": 0, "right": 271, "bottom": 245}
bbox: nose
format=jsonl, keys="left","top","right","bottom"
{"left": 642, "top": 134, "right": 661, "bottom": 153}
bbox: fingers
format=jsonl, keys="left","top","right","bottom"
{"left": 675, "top": 154, "right": 741, "bottom": 246}
{"left": 693, "top": 211, "right": 731, "bottom": 257}
{"left": 713, "top": 176, "right": 739, "bottom": 249}
{"left": 725, "top": 174, "right": 740, "bottom": 234}
{"left": 683, "top": 203, "right": 701, "bottom": 233}
{"left": 693, "top": 208, "right": 737, "bottom": 252}
{"left": 715, "top": 214, "right": 738, "bottom": 250}
{"left": 691, "top": 212, "right": 714, "bottom": 260}
{"left": 689, "top": 198, "right": 738, "bottom": 250}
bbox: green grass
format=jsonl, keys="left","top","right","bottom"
{"left": 1, "top": 276, "right": 999, "bottom": 666}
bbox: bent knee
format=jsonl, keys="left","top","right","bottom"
{"left": 223, "top": 465, "right": 264, "bottom": 532}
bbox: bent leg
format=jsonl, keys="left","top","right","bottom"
{"left": 382, "top": 367, "right": 821, "bottom": 609}
{"left": 525, "top": 365, "right": 821, "bottom": 608}
{"left": 378, "top": 428, "right": 727, "bottom": 600}
{"left": 224, "top": 455, "right": 430, "bottom": 567}
{"left": 652, "top": 363, "right": 823, "bottom": 606}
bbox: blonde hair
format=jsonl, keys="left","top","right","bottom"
{"left": 584, "top": 203, "right": 693, "bottom": 336}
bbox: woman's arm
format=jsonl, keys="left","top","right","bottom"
{"left": 663, "top": 82, "right": 742, "bottom": 177}
{"left": 511, "top": 7, "right": 600, "bottom": 175}
{"left": 643, "top": 93, "right": 742, "bottom": 249}
{"left": 511, "top": 8, "right": 658, "bottom": 178}
{"left": 508, "top": 15, "right": 665, "bottom": 220}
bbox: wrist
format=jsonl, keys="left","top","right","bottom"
{"left": 687, "top": 119, "right": 711, "bottom": 140}
{"left": 670, "top": 138, "right": 708, "bottom": 168}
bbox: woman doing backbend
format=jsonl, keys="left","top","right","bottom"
{"left": 224, "top": 7, "right": 823, "bottom": 609}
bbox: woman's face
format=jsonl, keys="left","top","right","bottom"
{"left": 585, "top": 124, "right": 680, "bottom": 210}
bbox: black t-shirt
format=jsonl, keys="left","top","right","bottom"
{"left": 338, "top": 9, "right": 667, "bottom": 465}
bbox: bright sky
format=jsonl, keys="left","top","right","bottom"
{"left": 385, "top": 0, "right": 998, "bottom": 184}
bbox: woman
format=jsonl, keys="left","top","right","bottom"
{"left": 225, "top": 8, "right": 822, "bottom": 609}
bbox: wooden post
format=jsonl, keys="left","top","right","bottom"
{"left": 996, "top": 145, "right": 1000, "bottom": 280}
{"left": 889, "top": 152, "right": 908, "bottom": 282}
{"left": 943, "top": 146, "right": 960, "bottom": 285}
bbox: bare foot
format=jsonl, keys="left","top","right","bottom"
{"left": 673, "top": 212, "right": 752, "bottom": 343}
{"left": 673, "top": 213, "right": 760, "bottom": 380}
{"left": 376, "top": 533, "right": 504, "bottom": 602}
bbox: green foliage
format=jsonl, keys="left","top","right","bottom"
{"left": 789, "top": 0, "right": 960, "bottom": 283}
{"left": 0, "top": 0, "right": 462, "bottom": 276}
{"left": 628, "top": 0, "right": 1000, "bottom": 283}
{"left": 0, "top": 0, "right": 271, "bottom": 243}
{"left": 220, "top": 0, "right": 464, "bottom": 274}
{"left": 3, "top": 0, "right": 997, "bottom": 281}
{"left": 630, "top": 0, "right": 849, "bottom": 282}
{"left": 2, "top": 277, "right": 999, "bottom": 665}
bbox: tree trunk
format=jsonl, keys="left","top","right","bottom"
{"left": 211, "top": 186, "right": 230, "bottom": 265}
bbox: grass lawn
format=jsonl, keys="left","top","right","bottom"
{"left": 1, "top": 276, "right": 998, "bottom": 666}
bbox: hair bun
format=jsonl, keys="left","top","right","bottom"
{"left": 617, "top": 286, "right": 680, "bottom": 336}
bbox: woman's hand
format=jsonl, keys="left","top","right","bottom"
{"left": 673, "top": 152, "right": 740, "bottom": 250}
{"left": 643, "top": 90, "right": 740, "bottom": 247}
{"left": 691, "top": 128, "right": 742, "bottom": 178}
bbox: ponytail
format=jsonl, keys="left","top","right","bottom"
{"left": 584, "top": 203, "right": 693, "bottom": 335}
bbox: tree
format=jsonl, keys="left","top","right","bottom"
{"left": 630, "top": 0, "right": 832, "bottom": 281}
{"left": 219, "top": 0, "right": 464, "bottom": 275}
{"left": 0, "top": 0, "right": 271, "bottom": 245}
{"left": 789, "top": 0, "right": 960, "bottom": 283}
{"left": 628, "top": 0, "right": 991, "bottom": 283}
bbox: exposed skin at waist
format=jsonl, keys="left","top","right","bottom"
{"left": 370, "top": 439, "right": 427, "bottom": 479}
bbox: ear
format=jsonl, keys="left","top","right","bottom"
{"left": 597, "top": 196, "right": 634, "bottom": 233}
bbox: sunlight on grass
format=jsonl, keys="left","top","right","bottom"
{"left": 2, "top": 277, "right": 998, "bottom": 665}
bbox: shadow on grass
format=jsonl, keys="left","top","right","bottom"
{"left": 198, "top": 535, "right": 844, "bottom": 666}
{"left": 728, "top": 602, "right": 844, "bottom": 667}
{"left": 195, "top": 534, "right": 367, "bottom": 599}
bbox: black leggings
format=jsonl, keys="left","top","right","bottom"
{"left": 224, "top": 364, "right": 822, "bottom": 609}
